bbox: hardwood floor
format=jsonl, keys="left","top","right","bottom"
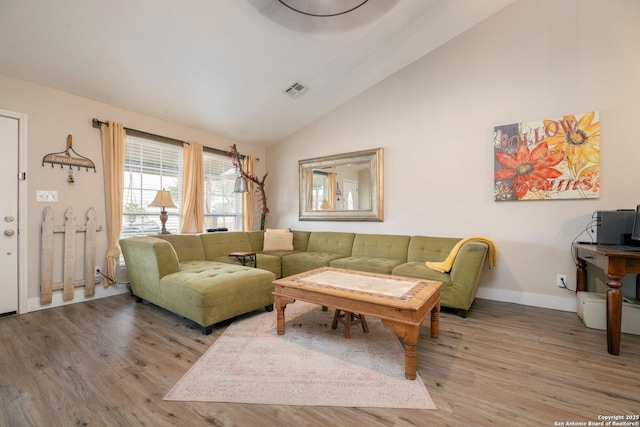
{"left": 1, "top": 294, "right": 638, "bottom": 426}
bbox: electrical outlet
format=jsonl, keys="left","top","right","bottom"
{"left": 95, "top": 266, "right": 101, "bottom": 278}
{"left": 556, "top": 274, "right": 567, "bottom": 287}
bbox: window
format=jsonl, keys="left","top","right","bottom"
{"left": 121, "top": 136, "right": 183, "bottom": 238}
{"left": 203, "top": 151, "right": 243, "bottom": 231}
{"left": 312, "top": 172, "right": 328, "bottom": 210}
{"left": 119, "top": 136, "right": 243, "bottom": 237}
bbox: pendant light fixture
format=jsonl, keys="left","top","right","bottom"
{"left": 277, "top": 0, "right": 369, "bottom": 17}
{"left": 234, "top": 176, "right": 249, "bottom": 193}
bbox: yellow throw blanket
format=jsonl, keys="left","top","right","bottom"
{"left": 426, "top": 236, "right": 497, "bottom": 273}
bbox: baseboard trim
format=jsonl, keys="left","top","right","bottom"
{"left": 26, "top": 284, "right": 576, "bottom": 314}
{"left": 476, "top": 287, "right": 577, "bottom": 313}
{"left": 27, "top": 283, "right": 130, "bottom": 312}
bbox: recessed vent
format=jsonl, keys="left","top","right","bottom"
{"left": 284, "top": 81, "right": 308, "bottom": 98}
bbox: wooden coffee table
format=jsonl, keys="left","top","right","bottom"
{"left": 272, "top": 267, "right": 442, "bottom": 380}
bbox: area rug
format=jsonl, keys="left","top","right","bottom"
{"left": 164, "top": 302, "right": 435, "bottom": 409}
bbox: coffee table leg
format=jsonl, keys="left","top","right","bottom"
{"left": 430, "top": 303, "right": 440, "bottom": 338}
{"left": 403, "top": 328, "right": 419, "bottom": 380}
{"left": 274, "top": 295, "right": 295, "bottom": 335}
{"left": 381, "top": 319, "right": 421, "bottom": 380}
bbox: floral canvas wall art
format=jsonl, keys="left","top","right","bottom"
{"left": 494, "top": 111, "right": 599, "bottom": 201}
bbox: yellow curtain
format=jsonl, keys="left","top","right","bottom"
{"left": 243, "top": 156, "right": 255, "bottom": 231}
{"left": 327, "top": 173, "right": 337, "bottom": 209}
{"left": 100, "top": 121, "right": 127, "bottom": 286}
{"left": 180, "top": 142, "right": 204, "bottom": 233}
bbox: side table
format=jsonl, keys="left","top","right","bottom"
{"left": 228, "top": 251, "right": 257, "bottom": 268}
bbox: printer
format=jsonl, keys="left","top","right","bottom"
{"left": 594, "top": 210, "right": 635, "bottom": 245}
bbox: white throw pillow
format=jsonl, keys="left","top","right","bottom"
{"left": 265, "top": 228, "right": 291, "bottom": 233}
{"left": 263, "top": 232, "right": 294, "bottom": 251}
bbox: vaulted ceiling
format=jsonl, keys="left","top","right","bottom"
{"left": 0, "top": 0, "right": 515, "bottom": 145}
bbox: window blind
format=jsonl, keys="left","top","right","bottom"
{"left": 203, "top": 152, "right": 243, "bottom": 231}
{"left": 121, "top": 136, "right": 183, "bottom": 237}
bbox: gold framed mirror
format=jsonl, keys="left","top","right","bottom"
{"left": 298, "top": 148, "right": 383, "bottom": 221}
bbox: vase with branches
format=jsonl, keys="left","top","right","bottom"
{"left": 229, "top": 144, "right": 269, "bottom": 230}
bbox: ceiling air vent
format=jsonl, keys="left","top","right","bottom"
{"left": 284, "top": 81, "right": 308, "bottom": 98}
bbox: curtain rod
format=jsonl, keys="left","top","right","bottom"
{"left": 91, "top": 118, "right": 253, "bottom": 159}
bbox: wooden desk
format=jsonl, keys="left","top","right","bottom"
{"left": 574, "top": 243, "right": 640, "bottom": 355}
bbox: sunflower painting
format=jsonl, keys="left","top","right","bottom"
{"left": 494, "top": 111, "right": 599, "bottom": 201}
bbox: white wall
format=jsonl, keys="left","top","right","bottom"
{"left": 0, "top": 74, "right": 266, "bottom": 308}
{"left": 266, "top": 0, "right": 640, "bottom": 311}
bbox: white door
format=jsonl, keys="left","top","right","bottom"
{"left": 0, "top": 114, "right": 19, "bottom": 315}
{"left": 343, "top": 179, "right": 359, "bottom": 210}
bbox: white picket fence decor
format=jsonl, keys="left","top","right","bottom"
{"left": 40, "top": 207, "right": 102, "bottom": 304}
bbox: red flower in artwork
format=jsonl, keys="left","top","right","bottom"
{"left": 494, "top": 142, "right": 564, "bottom": 199}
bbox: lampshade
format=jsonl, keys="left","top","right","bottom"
{"left": 148, "top": 189, "right": 177, "bottom": 209}
{"left": 234, "top": 176, "right": 249, "bottom": 193}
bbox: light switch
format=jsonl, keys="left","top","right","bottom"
{"left": 36, "top": 190, "right": 58, "bottom": 202}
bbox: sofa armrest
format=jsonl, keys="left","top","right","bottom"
{"left": 449, "top": 242, "right": 489, "bottom": 305}
{"left": 120, "top": 237, "right": 180, "bottom": 301}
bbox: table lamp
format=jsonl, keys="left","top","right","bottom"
{"left": 148, "top": 189, "right": 177, "bottom": 234}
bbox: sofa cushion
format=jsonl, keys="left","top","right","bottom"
{"left": 281, "top": 252, "right": 348, "bottom": 277}
{"left": 392, "top": 262, "right": 452, "bottom": 284}
{"left": 306, "top": 232, "right": 355, "bottom": 256}
{"left": 291, "top": 231, "right": 312, "bottom": 252}
{"left": 210, "top": 253, "right": 282, "bottom": 278}
{"left": 160, "top": 263, "right": 275, "bottom": 328}
{"left": 406, "top": 236, "right": 460, "bottom": 262}
{"left": 200, "top": 231, "right": 252, "bottom": 259}
{"left": 155, "top": 234, "right": 205, "bottom": 262}
{"left": 330, "top": 257, "right": 405, "bottom": 275}
{"left": 350, "top": 233, "right": 410, "bottom": 261}
{"left": 262, "top": 231, "right": 309, "bottom": 263}
{"left": 178, "top": 260, "right": 222, "bottom": 271}
{"left": 392, "top": 262, "right": 455, "bottom": 306}
{"left": 247, "top": 230, "right": 266, "bottom": 252}
{"left": 326, "top": 233, "right": 410, "bottom": 275}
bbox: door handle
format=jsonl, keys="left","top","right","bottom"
{"left": 3, "top": 216, "right": 14, "bottom": 222}
{"left": 4, "top": 230, "right": 14, "bottom": 236}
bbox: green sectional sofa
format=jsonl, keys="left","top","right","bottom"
{"left": 120, "top": 230, "right": 491, "bottom": 334}
{"left": 120, "top": 234, "right": 276, "bottom": 335}
{"left": 281, "top": 232, "right": 355, "bottom": 277}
